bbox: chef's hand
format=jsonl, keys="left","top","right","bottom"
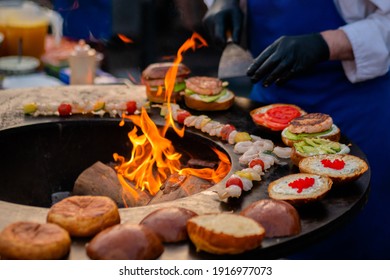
{"left": 202, "top": 0, "right": 243, "bottom": 48}
{"left": 247, "top": 33, "right": 330, "bottom": 87}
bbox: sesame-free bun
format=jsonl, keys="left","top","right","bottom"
{"left": 86, "top": 223, "right": 164, "bottom": 260}
{"left": 184, "top": 90, "right": 235, "bottom": 111}
{"left": 268, "top": 173, "right": 333, "bottom": 206}
{"left": 186, "top": 213, "right": 265, "bottom": 255}
{"left": 140, "top": 207, "right": 197, "bottom": 243}
{"left": 142, "top": 62, "right": 190, "bottom": 103}
{"left": 298, "top": 154, "right": 369, "bottom": 185}
{"left": 240, "top": 199, "right": 301, "bottom": 238}
{"left": 47, "top": 195, "right": 120, "bottom": 237}
{"left": 0, "top": 221, "right": 71, "bottom": 260}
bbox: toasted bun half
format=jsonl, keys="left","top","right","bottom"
{"left": 0, "top": 221, "right": 71, "bottom": 260}
{"left": 268, "top": 173, "right": 333, "bottom": 206}
{"left": 184, "top": 90, "right": 235, "bottom": 111}
{"left": 298, "top": 154, "right": 369, "bottom": 185}
{"left": 240, "top": 199, "right": 301, "bottom": 238}
{"left": 250, "top": 103, "right": 306, "bottom": 131}
{"left": 86, "top": 224, "right": 164, "bottom": 260}
{"left": 186, "top": 213, "right": 265, "bottom": 255}
{"left": 47, "top": 195, "right": 121, "bottom": 237}
{"left": 140, "top": 207, "right": 198, "bottom": 243}
{"left": 290, "top": 138, "right": 350, "bottom": 166}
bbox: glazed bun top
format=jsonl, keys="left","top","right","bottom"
{"left": 142, "top": 62, "right": 191, "bottom": 80}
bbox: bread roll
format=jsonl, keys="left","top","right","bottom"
{"left": 298, "top": 154, "right": 369, "bottom": 185}
{"left": 240, "top": 199, "right": 301, "bottom": 237}
{"left": 0, "top": 221, "right": 71, "bottom": 260}
{"left": 187, "top": 213, "right": 265, "bottom": 255}
{"left": 47, "top": 195, "right": 120, "bottom": 237}
{"left": 183, "top": 90, "right": 235, "bottom": 111}
{"left": 268, "top": 173, "right": 332, "bottom": 205}
{"left": 140, "top": 207, "right": 197, "bottom": 243}
{"left": 86, "top": 223, "right": 164, "bottom": 260}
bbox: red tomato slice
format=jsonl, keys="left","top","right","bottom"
{"left": 264, "top": 106, "right": 301, "bottom": 124}
{"left": 252, "top": 105, "right": 302, "bottom": 131}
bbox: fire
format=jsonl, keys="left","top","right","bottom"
{"left": 113, "top": 33, "right": 231, "bottom": 203}
{"left": 118, "top": 34, "right": 133, "bottom": 44}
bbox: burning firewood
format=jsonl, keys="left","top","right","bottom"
{"left": 73, "top": 161, "right": 152, "bottom": 207}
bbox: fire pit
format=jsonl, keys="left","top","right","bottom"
{"left": 0, "top": 85, "right": 370, "bottom": 260}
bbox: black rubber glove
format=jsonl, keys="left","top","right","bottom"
{"left": 202, "top": 0, "right": 243, "bottom": 49}
{"left": 247, "top": 34, "right": 330, "bottom": 87}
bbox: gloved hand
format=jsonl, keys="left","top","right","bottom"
{"left": 202, "top": 0, "right": 243, "bottom": 48}
{"left": 247, "top": 33, "right": 330, "bottom": 87}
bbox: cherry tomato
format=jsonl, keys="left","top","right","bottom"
{"left": 58, "top": 103, "right": 72, "bottom": 116}
{"left": 126, "top": 101, "right": 137, "bottom": 115}
{"left": 249, "top": 159, "right": 265, "bottom": 170}
{"left": 220, "top": 124, "right": 236, "bottom": 141}
{"left": 225, "top": 176, "right": 243, "bottom": 189}
{"left": 176, "top": 110, "right": 191, "bottom": 124}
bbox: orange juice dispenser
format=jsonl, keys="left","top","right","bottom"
{"left": 0, "top": 1, "right": 62, "bottom": 61}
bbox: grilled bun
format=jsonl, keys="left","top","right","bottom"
{"left": 86, "top": 223, "right": 164, "bottom": 260}
{"left": 240, "top": 199, "right": 301, "bottom": 238}
{"left": 186, "top": 213, "right": 265, "bottom": 255}
{"left": 0, "top": 221, "right": 71, "bottom": 260}
{"left": 47, "top": 195, "right": 120, "bottom": 237}
{"left": 183, "top": 90, "right": 235, "bottom": 111}
{"left": 183, "top": 76, "right": 235, "bottom": 111}
{"left": 140, "top": 207, "right": 198, "bottom": 243}
{"left": 141, "top": 62, "right": 190, "bottom": 103}
{"left": 298, "top": 154, "right": 369, "bottom": 185}
{"left": 268, "top": 173, "right": 333, "bottom": 206}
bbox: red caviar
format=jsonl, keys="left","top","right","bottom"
{"left": 288, "top": 177, "right": 315, "bottom": 193}
{"left": 321, "top": 159, "right": 345, "bottom": 170}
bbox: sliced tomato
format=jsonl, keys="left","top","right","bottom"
{"left": 252, "top": 105, "right": 302, "bottom": 131}
{"left": 264, "top": 105, "right": 301, "bottom": 124}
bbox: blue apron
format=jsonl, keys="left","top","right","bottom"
{"left": 247, "top": 0, "right": 390, "bottom": 259}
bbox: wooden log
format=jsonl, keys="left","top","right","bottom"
{"left": 73, "top": 161, "right": 152, "bottom": 207}
{"left": 149, "top": 173, "right": 212, "bottom": 205}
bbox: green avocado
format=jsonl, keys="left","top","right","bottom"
{"left": 294, "top": 138, "right": 342, "bottom": 155}
{"left": 284, "top": 127, "right": 334, "bottom": 140}
{"left": 185, "top": 88, "right": 228, "bottom": 103}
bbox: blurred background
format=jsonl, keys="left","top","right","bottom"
{"left": 0, "top": 0, "right": 223, "bottom": 83}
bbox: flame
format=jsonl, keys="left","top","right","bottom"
{"left": 114, "top": 33, "right": 230, "bottom": 203}
{"left": 118, "top": 34, "right": 133, "bottom": 43}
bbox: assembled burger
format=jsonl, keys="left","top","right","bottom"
{"left": 141, "top": 62, "right": 191, "bottom": 103}
{"left": 183, "top": 76, "right": 235, "bottom": 111}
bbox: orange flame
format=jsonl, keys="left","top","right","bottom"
{"left": 114, "top": 33, "right": 229, "bottom": 202}
{"left": 118, "top": 34, "right": 133, "bottom": 43}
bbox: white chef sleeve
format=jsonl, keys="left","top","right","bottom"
{"left": 339, "top": 1, "right": 390, "bottom": 82}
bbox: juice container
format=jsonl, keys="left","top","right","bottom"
{"left": 0, "top": 2, "right": 62, "bottom": 60}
